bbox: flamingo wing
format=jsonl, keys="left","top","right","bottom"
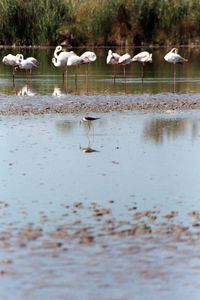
{"left": 118, "top": 53, "right": 131, "bottom": 65}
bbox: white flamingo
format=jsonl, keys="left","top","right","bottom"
{"left": 16, "top": 56, "right": 39, "bottom": 79}
{"left": 164, "top": 48, "right": 188, "bottom": 91}
{"left": 67, "top": 55, "right": 86, "bottom": 82}
{"left": 2, "top": 53, "right": 23, "bottom": 78}
{"left": 106, "top": 50, "right": 120, "bottom": 79}
{"left": 118, "top": 53, "right": 132, "bottom": 79}
{"left": 53, "top": 45, "right": 76, "bottom": 79}
{"left": 132, "top": 51, "right": 152, "bottom": 78}
{"left": 80, "top": 51, "right": 96, "bottom": 79}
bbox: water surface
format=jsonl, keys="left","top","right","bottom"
{"left": 1, "top": 111, "right": 200, "bottom": 299}
{"left": 0, "top": 47, "right": 200, "bottom": 98}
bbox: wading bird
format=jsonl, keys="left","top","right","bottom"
{"left": 132, "top": 51, "right": 152, "bottom": 78}
{"left": 2, "top": 53, "right": 23, "bottom": 78}
{"left": 106, "top": 49, "right": 120, "bottom": 80}
{"left": 164, "top": 48, "right": 188, "bottom": 92}
{"left": 80, "top": 51, "right": 96, "bottom": 77}
{"left": 16, "top": 56, "right": 39, "bottom": 80}
{"left": 53, "top": 45, "right": 76, "bottom": 80}
{"left": 67, "top": 55, "right": 87, "bottom": 84}
{"left": 118, "top": 53, "right": 132, "bottom": 79}
{"left": 80, "top": 116, "right": 100, "bottom": 123}
{"left": 80, "top": 116, "right": 100, "bottom": 145}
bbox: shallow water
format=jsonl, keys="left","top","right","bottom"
{"left": 1, "top": 111, "right": 200, "bottom": 299}
{"left": 1, "top": 48, "right": 200, "bottom": 299}
{"left": 0, "top": 47, "right": 200, "bottom": 98}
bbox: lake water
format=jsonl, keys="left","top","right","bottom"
{"left": 1, "top": 48, "right": 200, "bottom": 299}
{"left": 0, "top": 47, "right": 200, "bottom": 96}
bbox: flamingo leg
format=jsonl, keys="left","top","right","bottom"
{"left": 12, "top": 66, "right": 15, "bottom": 78}
{"left": 75, "top": 66, "right": 78, "bottom": 82}
{"left": 65, "top": 67, "right": 68, "bottom": 91}
{"left": 74, "top": 66, "right": 78, "bottom": 91}
{"left": 114, "top": 64, "right": 116, "bottom": 82}
{"left": 174, "top": 64, "right": 176, "bottom": 93}
{"left": 123, "top": 66, "right": 126, "bottom": 80}
{"left": 141, "top": 62, "right": 144, "bottom": 80}
{"left": 86, "top": 64, "right": 88, "bottom": 93}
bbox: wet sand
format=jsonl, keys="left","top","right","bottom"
{"left": 0, "top": 93, "right": 200, "bottom": 115}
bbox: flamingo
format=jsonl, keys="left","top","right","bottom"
{"left": 16, "top": 56, "right": 39, "bottom": 80}
{"left": 80, "top": 51, "right": 96, "bottom": 77}
{"left": 53, "top": 45, "right": 76, "bottom": 80}
{"left": 67, "top": 55, "right": 86, "bottom": 84}
{"left": 106, "top": 49, "right": 120, "bottom": 80}
{"left": 164, "top": 48, "right": 188, "bottom": 92}
{"left": 2, "top": 53, "right": 23, "bottom": 78}
{"left": 118, "top": 53, "right": 132, "bottom": 79}
{"left": 132, "top": 51, "right": 152, "bottom": 78}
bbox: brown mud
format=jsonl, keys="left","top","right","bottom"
{"left": 1, "top": 97, "right": 200, "bottom": 115}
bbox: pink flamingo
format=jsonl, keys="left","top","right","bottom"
{"left": 106, "top": 49, "right": 120, "bottom": 80}
{"left": 164, "top": 48, "right": 188, "bottom": 92}
{"left": 118, "top": 53, "right": 132, "bottom": 79}
{"left": 2, "top": 53, "right": 23, "bottom": 78}
{"left": 132, "top": 51, "right": 152, "bottom": 78}
{"left": 16, "top": 56, "right": 39, "bottom": 80}
{"left": 53, "top": 45, "right": 76, "bottom": 80}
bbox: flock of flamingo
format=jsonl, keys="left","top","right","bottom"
{"left": 2, "top": 46, "right": 188, "bottom": 88}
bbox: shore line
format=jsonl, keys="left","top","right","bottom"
{"left": 0, "top": 98, "right": 200, "bottom": 115}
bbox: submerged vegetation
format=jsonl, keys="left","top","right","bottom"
{"left": 0, "top": 0, "right": 200, "bottom": 46}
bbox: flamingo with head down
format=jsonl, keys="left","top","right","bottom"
{"left": 106, "top": 49, "right": 120, "bottom": 80}
{"left": 16, "top": 56, "right": 39, "bottom": 80}
{"left": 132, "top": 51, "right": 152, "bottom": 78}
{"left": 164, "top": 48, "right": 188, "bottom": 92}
{"left": 2, "top": 53, "right": 23, "bottom": 78}
{"left": 118, "top": 53, "right": 132, "bottom": 79}
{"left": 80, "top": 51, "right": 97, "bottom": 78}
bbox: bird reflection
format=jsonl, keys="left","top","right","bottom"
{"left": 52, "top": 87, "right": 68, "bottom": 97}
{"left": 143, "top": 117, "right": 197, "bottom": 143}
{"left": 17, "top": 84, "right": 37, "bottom": 96}
{"left": 79, "top": 145, "right": 99, "bottom": 153}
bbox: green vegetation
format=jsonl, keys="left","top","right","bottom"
{"left": 0, "top": 0, "right": 200, "bottom": 46}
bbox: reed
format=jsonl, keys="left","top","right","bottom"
{"left": 0, "top": 0, "right": 200, "bottom": 46}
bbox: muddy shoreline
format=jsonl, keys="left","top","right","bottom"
{"left": 1, "top": 95, "right": 200, "bottom": 115}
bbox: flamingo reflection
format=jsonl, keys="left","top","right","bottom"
{"left": 17, "top": 84, "right": 37, "bottom": 96}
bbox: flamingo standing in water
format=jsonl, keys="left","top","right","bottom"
{"left": 53, "top": 45, "right": 76, "bottom": 80}
{"left": 80, "top": 51, "right": 97, "bottom": 90}
{"left": 106, "top": 49, "right": 120, "bottom": 80}
{"left": 2, "top": 53, "right": 23, "bottom": 78}
{"left": 164, "top": 48, "right": 188, "bottom": 92}
{"left": 80, "top": 51, "right": 96, "bottom": 76}
{"left": 132, "top": 51, "right": 152, "bottom": 79}
{"left": 67, "top": 55, "right": 86, "bottom": 86}
{"left": 16, "top": 56, "right": 39, "bottom": 80}
{"left": 118, "top": 53, "right": 132, "bottom": 79}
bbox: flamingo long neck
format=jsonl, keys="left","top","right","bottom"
{"left": 54, "top": 46, "right": 62, "bottom": 59}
